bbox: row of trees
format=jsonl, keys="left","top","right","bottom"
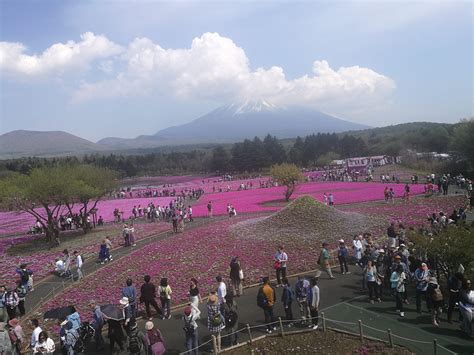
{"left": 0, "top": 165, "right": 117, "bottom": 244}
{"left": 1, "top": 120, "right": 473, "bottom": 178}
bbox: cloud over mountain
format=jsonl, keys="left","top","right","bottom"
{"left": 1, "top": 32, "right": 395, "bottom": 117}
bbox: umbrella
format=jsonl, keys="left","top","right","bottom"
{"left": 100, "top": 304, "right": 124, "bottom": 321}
{"left": 44, "top": 306, "right": 75, "bottom": 320}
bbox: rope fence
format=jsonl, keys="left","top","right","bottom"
{"left": 178, "top": 312, "right": 457, "bottom": 355}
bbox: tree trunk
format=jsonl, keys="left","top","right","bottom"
{"left": 285, "top": 183, "right": 295, "bottom": 202}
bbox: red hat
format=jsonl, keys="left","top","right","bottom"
{"left": 184, "top": 306, "right": 192, "bottom": 316}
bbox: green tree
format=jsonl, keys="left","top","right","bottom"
{"left": 450, "top": 119, "right": 474, "bottom": 172}
{"left": 211, "top": 146, "right": 231, "bottom": 172}
{"left": 0, "top": 165, "right": 118, "bottom": 243}
{"left": 410, "top": 226, "right": 474, "bottom": 279}
{"left": 316, "top": 151, "right": 341, "bottom": 167}
{"left": 270, "top": 163, "right": 303, "bottom": 201}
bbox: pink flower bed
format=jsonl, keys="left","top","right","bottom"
{"left": 0, "top": 197, "right": 174, "bottom": 236}
{"left": 0, "top": 222, "right": 170, "bottom": 287}
{"left": 191, "top": 182, "right": 426, "bottom": 217}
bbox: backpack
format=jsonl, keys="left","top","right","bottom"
{"left": 256, "top": 287, "right": 268, "bottom": 308}
{"left": 20, "top": 270, "right": 29, "bottom": 284}
{"left": 295, "top": 280, "right": 307, "bottom": 299}
{"left": 224, "top": 307, "right": 238, "bottom": 329}
{"left": 211, "top": 311, "right": 223, "bottom": 327}
{"left": 183, "top": 316, "right": 195, "bottom": 337}
{"left": 5, "top": 291, "right": 18, "bottom": 307}
{"left": 432, "top": 287, "right": 443, "bottom": 302}
{"left": 128, "top": 332, "right": 141, "bottom": 354}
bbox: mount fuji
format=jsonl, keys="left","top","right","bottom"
{"left": 97, "top": 100, "right": 369, "bottom": 149}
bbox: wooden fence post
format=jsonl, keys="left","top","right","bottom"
{"left": 278, "top": 317, "right": 284, "bottom": 337}
{"left": 387, "top": 329, "right": 393, "bottom": 347}
{"left": 212, "top": 335, "right": 218, "bottom": 354}
{"left": 246, "top": 324, "right": 253, "bottom": 344}
{"left": 358, "top": 320, "right": 364, "bottom": 342}
{"left": 322, "top": 312, "right": 326, "bottom": 332}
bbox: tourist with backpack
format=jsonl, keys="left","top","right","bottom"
{"left": 207, "top": 293, "right": 225, "bottom": 351}
{"left": 223, "top": 292, "right": 239, "bottom": 346}
{"left": 15, "top": 282, "right": 27, "bottom": 318}
{"left": 127, "top": 320, "right": 147, "bottom": 355}
{"left": 4, "top": 288, "right": 19, "bottom": 321}
{"left": 158, "top": 278, "right": 172, "bottom": 320}
{"left": 60, "top": 321, "right": 78, "bottom": 355}
{"left": 122, "top": 279, "right": 138, "bottom": 317}
{"left": 88, "top": 301, "right": 105, "bottom": 351}
{"left": 144, "top": 321, "right": 165, "bottom": 355}
{"left": 281, "top": 278, "right": 294, "bottom": 326}
{"left": 427, "top": 276, "right": 444, "bottom": 327}
{"left": 257, "top": 277, "right": 277, "bottom": 334}
{"left": 295, "top": 276, "right": 310, "bottom": 323}
{"left": 183, "top": 304, "right": 200, "bottom": 355}
{"left": 0, "top": 321, "right": 13, "bottom": 355}
{"left": 337, "top": 240, "right": 350, "bottom": 274}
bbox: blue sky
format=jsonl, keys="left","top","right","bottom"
{"left": 1, "top": 0, "right": 472, "bottom": 141}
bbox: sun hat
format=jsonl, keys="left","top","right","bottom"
{"left": 339, "top": 239, "right": 344, "bottom": 243}
{"left": 8, "top": 319, "right": 19, "bottom": 327}
{"left": 208, "top": 294, "right": 218, "bottom": 304}
{"left": 394, "top": 255, "right": 401, "bottom": 259}
{"left": 119, "top": 297, "right": 129, "bottom": 305}
{"left": 184, "top": 306, "right": 192, "bottom": 316}
{"left": 400, "top": 244, "right": 406, "bottom": 247}
{"left": 378, "top": 249, "right": 385, "bottom": 254}
{"left": 145, "top": 321, "right": 154, "bottom": 330}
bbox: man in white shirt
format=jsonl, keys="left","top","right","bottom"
{"left": 216, "top": 275, "right": 227, "bottom": 310}
{"left": 309, "top": 275, "right": 320, "bottom": 330}
{"left": 73, "top": 251, "right": 84, "bottom": 281}
{"left": 30, "top": 318, "right": 42, "bottom": 354}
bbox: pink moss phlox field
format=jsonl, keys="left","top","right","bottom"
{"left": 0, "top": 222, "right": 170, "bottom": 287}
{"left": 191, "top": 182, "right": 426, "bottom": 217}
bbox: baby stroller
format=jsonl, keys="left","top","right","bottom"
{"left": 74, "top": 321, "right": 95, "bottom": 353}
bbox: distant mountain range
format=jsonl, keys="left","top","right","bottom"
{"left": 96, "top": 100, "right": 369, "bottom": 149}
{"left": 0, "top": 130, "right": 103, "bottom": 159}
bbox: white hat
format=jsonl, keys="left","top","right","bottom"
{"left": 378, "top": 249, "right": 385, "bottom": 253}
{"left": 119, "top": 297, "right": 129, "bottom": 305}
{"left": 339, "top": 239, "right": 344, "bottom": 243}
{"left": 145, "top": 321, "right": 154, "bottom": 330}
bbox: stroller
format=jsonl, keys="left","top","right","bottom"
{"left": 74, "top": 322, "right": 95, "bottom": 353}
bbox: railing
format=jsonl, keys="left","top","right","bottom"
{"left": 179, "top": 312, "right": 457, "bottom": 355}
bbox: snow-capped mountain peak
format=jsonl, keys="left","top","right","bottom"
{"left": 226, "top": 99, "right": 280, "bottom": 116}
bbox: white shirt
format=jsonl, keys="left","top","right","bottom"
{"left": 311, "top": 285, "right": 320, "bottom": 309}
{"left": 275, "top": 251, "right": 288, "bottom": 268}
{"left": 34, "top": 338, "right": 55, "bottom": 354}
{"left": 76, "top": 255, "right": 83, "bottom": 268}
{"left": 31, "top": 326, "right": 42, "bottom": 347}
{"left": 217, "top": 282, "right": 227, "bottom": 304}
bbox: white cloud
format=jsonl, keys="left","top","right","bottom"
{"left": 0, "top": 32, "right": 123, "bottom": 77}
{"left": 72, "top": 32, "right": 395, "bottom": 117}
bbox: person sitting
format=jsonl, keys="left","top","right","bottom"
{"left": 54, "top": 258, "right": 66, "bottom": 276}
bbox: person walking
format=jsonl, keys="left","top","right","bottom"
{"left": 414, "top": 263, "right": 430, "bottom": 314}
{"left": 127, "top": 320, "right": 147, "bottom": 355}
{"left": 88, "top": 301, "right": 105, "bottom": 351}
{"left": 364, "top": 260, "right": 377, "bottom": 304}
{"left": 73, "top": 251, "right": 84, "bottom": 281}
{"left": 183, "top": 304, "right": 200, "bottom": 355}
{"left": 337, "top": 240, "right": 350, "bottom": 274}
{"left": 207, "top": 293, "right": 225, "bottom": 351}
{"left": 107, "top": 319, "right": 125, "bottom": 353}
{"left": 427, "top": 276, "right": 444, "bottom": 327}
{"left": 140, "top": 275, "right": 162, "bottom": 321}
{"left": 30, "top": 319, "right": 42, "bottom": 355}
{"left": 158, "top": 278, "right": 172, "bottom": 320}
{"left": 447, "top": 272, "right": 463, "bottom": 323}
{"left": 281, "top": 278, "right": 294, "bottom": 326}
{"left": 15, "top": 282, "right": 27, "bottom": 318}
{"left": 390, "top": 264, "right": 407, "bottom": 317}
{"left": 352, "top": 235, "right": 363, "bottom": 268}
{"left": 308, "top": 275, "right": 320, "bottom": 330}
{"left": 223, "top": 293, "right": 239, "bottom": 346}
{"left": 257, "top": 277, "right": 276, "bottom": 334}
{"left": 318, "top": 242, "right": 335, "bottom": 279}
{"left": 216, "top": 276, "right": 227, "bottom": 311}
{"left": 207, "top": 201, "right": 213, "bottom": 218}
{"left": 122, "top": 279, "right": 138, "bottom": 317}
{"left": 294, "top": 276, "right": 310, "bottom": 323}
{"left": 0, "top": 285, "right": 7, "bottom": 322}
{"left": 8, "top": 318, "right": 25, "bottom": 355}
{"left": 188, "top": 278, "right": 202, "bottom": 309}
{"left": 4, "top": 287, "right": 19, "bottom": 320}
{"left": 274, "top": 246, "right": 288, "bottom": 287}
{"left": 144, "top": 321, "right": 165, "bottom": 355}
{"left": 229, "top": 256, "right": 243, "bottom": 297}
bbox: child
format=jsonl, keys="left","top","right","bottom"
{"left": 158, "top": 278, "right": 172, "bottom": 319}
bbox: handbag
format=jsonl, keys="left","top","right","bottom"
{"left": 238, "top": 269, "right": 244, "bottom": 280}
{"left": 274, "top": 261, "right": 281, "bottom": 270}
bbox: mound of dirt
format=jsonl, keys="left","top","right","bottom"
{"left": 231, "top": 195, "right": 384, "bottom": 244}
